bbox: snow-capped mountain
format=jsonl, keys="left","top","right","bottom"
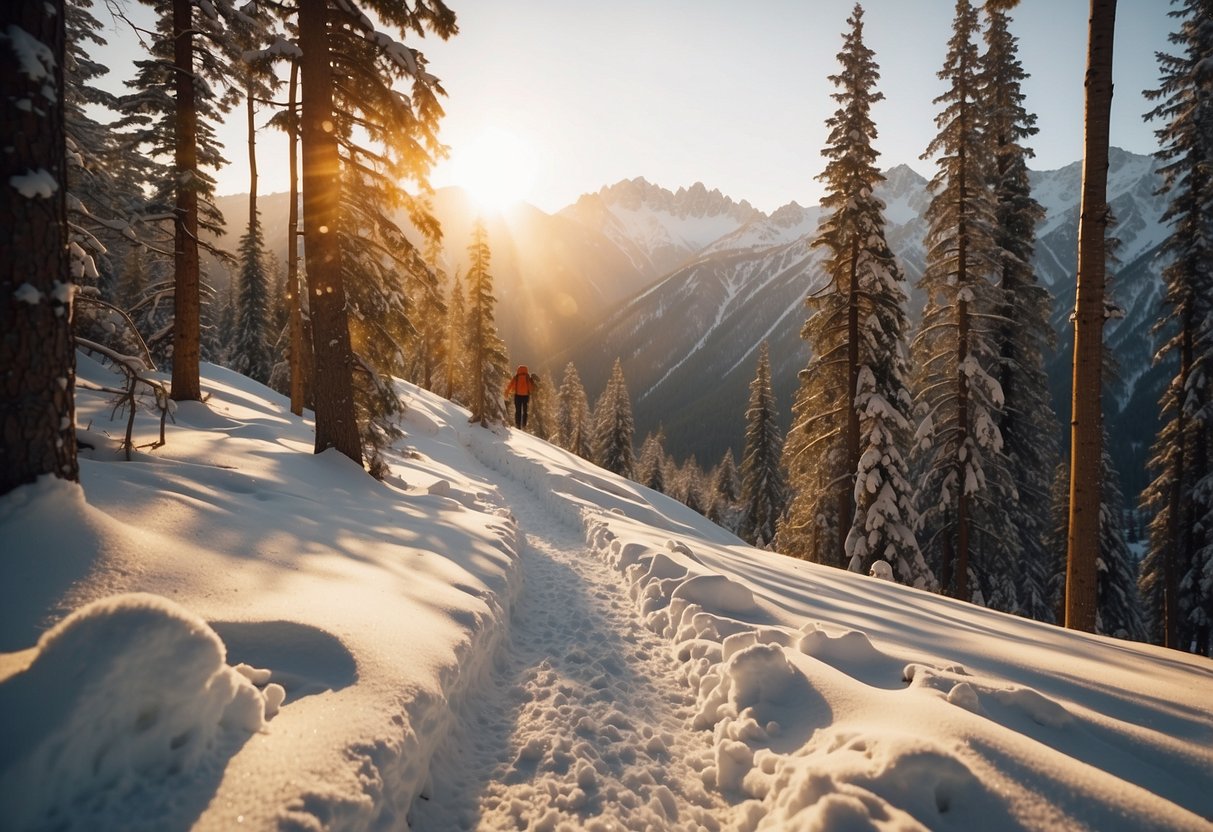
{"left": 557, "top": 149, "right": 1171, "bottom": 497}
{"left": 559, "top": 178, "right": 763, "bottom": 279}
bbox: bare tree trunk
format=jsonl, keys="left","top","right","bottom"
{"left": 1066, "top": 0, "right": 1116, "bottom": 632}
{"left": 298, "top": 0, "right": 362, "bottom": 464}
{"left": 1, "top": 0, "right": 78, "bottom": 495}
{"left": 285, "top": 60, "right": 308, "bottom": 416}
{"left": 170, "top": 0, "right": 202, "bottom": 401}
{"left": 247, "top": 74, "right": 258, "bottom": 244}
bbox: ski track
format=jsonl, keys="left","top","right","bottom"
{"left": 409, "top": 453, "right": 729, "bottom": 831}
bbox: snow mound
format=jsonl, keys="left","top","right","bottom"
{"left": 0, "top": 593, "right": 277, "bottom": 830}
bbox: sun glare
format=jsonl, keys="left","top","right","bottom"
{"left": 446, "top": 127, "right": 538, "bottom": 211}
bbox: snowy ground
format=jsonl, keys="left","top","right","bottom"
{"left": 1, "top": 356, "right": 1211, "bottom": 831}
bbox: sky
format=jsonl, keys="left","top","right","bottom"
{"left": 2, "top": 354, "right": 1210, "bottom": 829}
{"left": 92, "top": 0, "right": 1177, "bottom": 215}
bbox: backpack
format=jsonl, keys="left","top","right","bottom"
{"left": 514, "top": 366, "right": 531, "bottom": 396}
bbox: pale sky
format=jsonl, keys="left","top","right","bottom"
{"left": 95, "top": 0, "right": 1176, "bottom": 215}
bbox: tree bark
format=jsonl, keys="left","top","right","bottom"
{"left": 170, "top": 0, "right": 202, "bottom": 401}
{"left": 285, "top": 60, "right": 309, "bottom": 416}
{"left": 298, "top": 0, "right": 362, "bottom": 464}
{"left": 1, "top": 0, "right": 79, "bottom": 495}
{"left": 1066, "top": 0, "right": 1116, "bottom": 633}
{"left": 246, "top": 73, "right": 258, "bottom": 243}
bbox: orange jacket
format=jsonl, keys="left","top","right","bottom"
{"left": 506, "top": 366, "right": 531, "bottom": 397}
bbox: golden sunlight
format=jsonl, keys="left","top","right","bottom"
{"left": 445, "top": 126, "right": 538, "bottom": 211}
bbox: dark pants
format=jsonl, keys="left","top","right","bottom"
{"left": 513, "top": 395, "right": 529, "bottom": 428}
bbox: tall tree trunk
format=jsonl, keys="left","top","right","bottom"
{"left": 171, "top": 0, "right": 202, "bottom": 401}
{"left": 246, "top": 74, "right": 258, "bottom": 247}
{"left": 298, "top": 0, "right": 362, "bottom": 464}
{"left": 1, "top": 0, "right": 78, "bottom": 495}
{"left": 1066, "top": 0, "right": 1116, "bottom": 632}
{"left": 286, "top": 60, "right": 308, "bottom": 416}
{"left": 954, "top": 145, "right": 972, "bottom": 602}
{"left": 843, "top": 234, "right": 860, "bottom": 568}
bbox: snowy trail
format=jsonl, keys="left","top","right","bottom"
{"left": 409, "top": 449, "right": 729, "bottom": 831}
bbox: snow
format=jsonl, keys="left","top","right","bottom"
{"left": 10, "top": 169, "right": 59, "bottom": 199}
{"left": 2, "top": 355, "right": 1212, "bottom": 831}
{"left": 13, "top": 283, "right": 43, "bottom": 305}
{"left": 3, "top": 24, "right": 56, "bottom": 85}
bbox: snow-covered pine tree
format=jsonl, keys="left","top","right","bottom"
{"left": 63, "top": 0, "right": 152, "bottom": 298}
{"left": 636, "top": 430, "right": 667, "bottom": 494}
{"left": 557, "top": 362, "right": 594, "bottom": 460}
{"left": 680, "top": 456, "right": 705, "bottom": 515}
{"left": 295, "top": 0, "right": 456, "bottom": 464}
{"left": 707, "top": 449, "right": 742, "bottom": 530}
{"left": 233, "top": 225, "right": 273, "bottom": 383}
{"left": 1045, "top": 462, "right": 1069, "bottom": 623}
{"left": 1139, "top": 0, "right": 1213, "bottom": 652}
{"left": 230, "top": 8, "right": 280, "bottom": 387}
{"left": 464, "top": 220, "right": 509, "bottom": 426}
{"left": 1051, "top": 441, "right": 1147, "bottom": 641}
{"left": 739, "top": 343, "right": 786, "bottom": 547}
{"left": 981, "top": 5, "right": 1059, "bottom": 614}
{"left": 115, "top": 0, "right": 251, "bottom": 402}
{"left": 410, "top": 237, "right": 449, "bottom": 392}
{"left": 443, "top": 268, "right": 468, "bottom": 406}
{"left": 911, "top": 0, "right": 1013, "bottom": 603}
{"left": 262, "top": 57, "right": 310, "bottom": 416}
{"left": 592, "top": 358, "right": 635, "bottom": 479}
{"left": 112, "top": 246, "right": 151, "bottom": 313}
{"left": 527, "top": 372, "right": 557, "bottom": 441}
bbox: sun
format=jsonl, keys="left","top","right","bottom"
{"left": 445, "top": 127, "right": 538, "bottom": 212}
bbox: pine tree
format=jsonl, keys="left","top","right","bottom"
{"left": 527, "top": 372, "right": 557, "bottom": 441}
{"left": 230, "top": 7, "right": 280, "bottom": 387}
{"left": 557, "top": 362, "right": 593, "bottom": 459}
{"left": 982, "top": 5, "right": 1059, "bottom": 613}
{"left": 464, "top": 220, "right": 509, "bottom": 426}
{"left": 234, "top": 220, "right": 274, "bottom": 383}
{"left": 1139, "top": 0, "right": 1213, "bottom": 652}
{"left": 116, "top": 0, "right": 251, "bottom": 402}
{"left": 739, "top": 343, "right": 786, "bottom": 547}
{"left": 1051, "top": 443, "right": 1147, "bottom": 641}
{"left": 707, "top": 449, "right": 741, "bottom": 529}
{"left": 63, "top": 0, "right": 150, "bottom": 294}
{"left": 444, "top": 268, "right": 468, "bottom": 405}
{"left": 911, "top": 0, "right": 1012, "bottom": 603}
{"left": 637, "top": 430, "right": 668, "bottom": 494}
{"left": 113, "top": 245, "right": 151, "bottom": 312}
{"left": 593, "top": 359, "right": 636, "bottom": 478}
{"left": 680, "top": 456, "right": 705, "bottom": 514}
{"left": 411, "top": 238, "right": 449, "bottom": 392}
{"left": 779, "top": 5, "right": 925, "bottom": 584}
{"left": 295, "top": 0, "right": 456, "bottom": 464}
{"left": 1, "top": 0, "right": 79, "bottom": 494}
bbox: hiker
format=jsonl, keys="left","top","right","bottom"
{"left": 504, "top": 365, "right": 535, "bottom": 429}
